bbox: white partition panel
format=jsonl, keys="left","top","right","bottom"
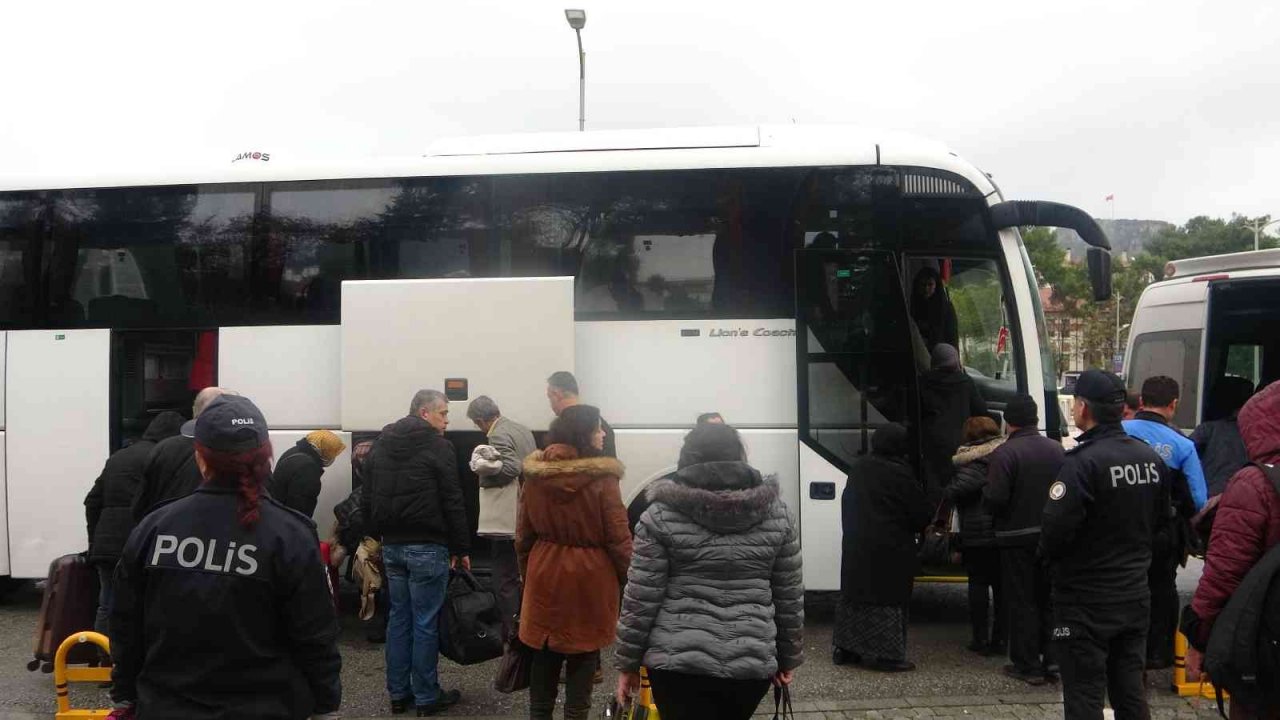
{"left": 799, "top": 443, "right": 846, "bottom": 591}
{"left": 268, "top": 430, "right": 353, "bottom": 532}
{"left": 342, "top": 278, "right": 574, "bottom": 432}
{"left": 614, "top": 429, "right": 800, "bottom": 524}
{"left": 7, "top": 330, "right": 110, "bottom": 578}
{"left": 0, "top": 331, "right": 6, "bottom": 429}
{"left": 220, "top": 326, "right": 342, "bottom": 429}
{"left": 0, "top": 433, "right": 8, "bottom": 576}
{"left": 575, "top": 320, "right": 797, "bottom": 428}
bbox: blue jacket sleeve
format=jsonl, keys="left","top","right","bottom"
{"left": 1179, "top": 440, "right": 1208, "bottom": 511}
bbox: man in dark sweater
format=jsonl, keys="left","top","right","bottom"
{"left": 131, "top": 387, "right": 236, "bottom": 522}
{"left": 983, "top": 394, "right": 1065, "bottom": 685}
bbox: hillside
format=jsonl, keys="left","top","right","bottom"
{"left": 1055, "top": 218, "right": 1173, "bottom": 261}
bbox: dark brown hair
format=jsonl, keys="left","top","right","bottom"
{"left": 963, "top": 416, "right": 1001, "bottom": 444}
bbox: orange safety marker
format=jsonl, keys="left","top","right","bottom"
{"left": 53, "top": 631, "right": 112, "bottom": 719}
{"left": 1172, "top": 630, "right": 1224, "bottom": 700}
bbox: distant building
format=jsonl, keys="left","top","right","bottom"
{"left": 1041, "top": 286, "right": 1087, "bottom": 373}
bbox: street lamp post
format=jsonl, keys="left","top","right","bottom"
{"left": 1243, "top": 217, "right": 1280, "bottom": 251}
{"left": 564, "top": 9, "right": 587, "bottom": 131}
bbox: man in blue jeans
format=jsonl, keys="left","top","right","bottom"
{"left": 366, "top": 389, "right": 471, "bottom": 716}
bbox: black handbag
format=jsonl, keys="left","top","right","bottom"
{"left": 439, "top": 569, "right": 504, "bottom": 665}
{"left": 493, "top": 616, "right": 532, "bottom": 693}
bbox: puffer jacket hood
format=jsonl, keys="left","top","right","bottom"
{"left": 952, "top": 436, "right": 1004, "bottom": 466}
{"left": 142, "top": 411, "right": 185, "bottom": 443}
{"left": 380, "top": 415, "right": 438, "bottom": 461}
{"left": 649, "top": 461, "right": 778, "bottom": 534}
{"left": 523, "top": 445, "right": 624, "bottom": 498}
{"left": 1239, "top": 380, "right": 1280, "bottom": 464}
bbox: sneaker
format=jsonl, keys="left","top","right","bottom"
{"left": 832, "top": 647, "right": 861, "bottom": 666}
{"left": 391, "top": 697, "right": 412, "bottom": 715}
{"left": 1003, "top": 664, "right": 1047, "bottom": 686}
{"left": 417, "top": 689, "right": 462, "bottom": 716}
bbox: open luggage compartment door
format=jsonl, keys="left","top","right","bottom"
{"left": 341, "top": 277, "right": 575, "bottom": 433}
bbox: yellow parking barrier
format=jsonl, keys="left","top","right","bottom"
{"left": 53, "top": 631, "right": 112, "bottom": 719}
{"left": 1172, "top": 630, "right": 1224, "bottom": 700}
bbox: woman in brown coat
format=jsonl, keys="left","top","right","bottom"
{"left": 517, "top": 404, "right": 632, "bottom": 720}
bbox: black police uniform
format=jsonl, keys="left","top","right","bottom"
{"left": 110, "top": 487, "right": 342, "bottom": 719}
{"left": 1041, "top": 371, "right": 1170, "bottom": 720}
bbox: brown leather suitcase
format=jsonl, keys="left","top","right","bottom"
{"left": 28, "top": 553, "right": 100, "bottom": 673}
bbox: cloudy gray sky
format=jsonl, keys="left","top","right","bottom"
{"left": 2, "top": 0, "right": 1276, "bottom": 226}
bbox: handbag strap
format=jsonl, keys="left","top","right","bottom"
{"left": 772, "top": 684, "right": 794, "bottom": 720}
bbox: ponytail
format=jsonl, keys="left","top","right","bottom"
{"left": 194, "top": 441, "right": 274, "bottom": 528}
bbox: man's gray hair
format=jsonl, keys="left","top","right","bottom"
{"left": 193, "top": 387, "right": 238, "bottom": 418}
{"left": 409, "top": 389, "right": 449, "bottom": 416}
{"left": 466, "top": 396, "right": 501, "bottom": 423}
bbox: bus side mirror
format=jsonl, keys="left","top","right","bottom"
{"left": 1087, "top": 247, "right": 1112, "bottom": 302}
{"left": 990, "top": 199, "right": 1114, "bottom": 302}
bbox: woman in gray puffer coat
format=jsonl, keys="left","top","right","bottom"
{"left": 614, "top": 424, "right": 804, "bottom": 720}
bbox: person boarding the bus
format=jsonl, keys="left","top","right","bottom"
{"left": 131, "top": 387, "right": 237, "bottom": 521}
{"left": 982, "top": 394, "right": 1064, "bottom": 685}
{"left": 466, "top": 395, "right": 537, "bottom": 645}
{"left": 547, "top": 371, "right": 616, "bottom": 458}
{"left": 1041, "top": 369, "right": 1170, "bottom": 720}
{"left": 84, "top": 411, "right": 185, "bottom": 639}
{"left": 108, "top": 394, "right": 342, "bottom": 720}
{"left": 365, "top": 389, "right": 470, "bottom": 716}
{"left": 1123, "top": 375, "right": 1206, "bottom": 670}
{"left": 919, "top": 343, "right": 986, "bottom": 504}
{"left": 269, "top": 430, "right": 347, "bottom": 518}
{"left": 910, "top": 265, "right": 958, "bottom": 351}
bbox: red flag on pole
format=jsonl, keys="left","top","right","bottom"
{"left": 1105, "top": 194, "right": 1115, "bottom": 202}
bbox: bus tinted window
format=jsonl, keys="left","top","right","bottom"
{"left": 0, "top": 194, "right": 41, "bottom": 328}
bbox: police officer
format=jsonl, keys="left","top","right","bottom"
{"left": 1041, "top": 369, "right": 1170, "bottom": 720}
{"left": 109, "top": 395, "right": 342, "bottom": 720}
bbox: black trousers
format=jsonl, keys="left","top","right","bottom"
{"left": 490, "top": 537, "right": 523, "bottom": 643}
{"left": 1001, "top": 544, "right": 1051, "bottom": 671}
{"left": 1054, "top": 601, "right": 1151, "bottom": 720}
{"left": 648, "top": 669, "right": 771, "bottom": 720}
{"left": 963, "top": 546, "right": 1006, "bottom": 647}
{"left": 529, "top": 648, "right": 597, "bottom": 720}
{"left": 1146, "top": 546, "right": 1180, "bottom": 667}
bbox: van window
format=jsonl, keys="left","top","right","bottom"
{"left": 1129, "top": 329, "right": 1201, "bottom": 428}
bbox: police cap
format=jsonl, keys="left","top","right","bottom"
{"left": 1073, "top": 368, "right": 1127, "bottom": 404}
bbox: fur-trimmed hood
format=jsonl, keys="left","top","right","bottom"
{"left": 648, "top": 461, "right": 781, "bottom": 533}
{"left": 952, "top": 435, "right": 1005, "bottom": 466}
{"left": 523, "top": 444, "right": 625, "bottom": 497}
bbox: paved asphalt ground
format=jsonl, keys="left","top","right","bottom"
{"left": 0, "top": 561, "right": 1214, "bottom": 718}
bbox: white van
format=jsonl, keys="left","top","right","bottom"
{"left": 1124, "top": 248, "right": 1280, "bottom": 428}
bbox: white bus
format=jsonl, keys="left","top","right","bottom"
{"left": 0, "top": 125, "right": 1113, "bottom": 589}
{"left": 1124, "top": 248, "right": 1280, "bottom": 429}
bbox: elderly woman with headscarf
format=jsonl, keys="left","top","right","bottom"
{"left": 833, "top": 423, "right": 932, "bottom": 673}
{"left": 911, "top": 266, "right": 959, "bottom": 351}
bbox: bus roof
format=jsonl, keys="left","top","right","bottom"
{"left": 0, "top": 124, "right": 998, "bottom": 197}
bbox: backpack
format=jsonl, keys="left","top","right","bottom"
{"left": 1204, "top": 463, "right": 1280, "bottom": 715}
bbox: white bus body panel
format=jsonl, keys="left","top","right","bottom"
{"left": 341, "top": 277, "right": 574, "bottom": 433}
{"left": 6, "top": 330, "right": 110, "bottom": 578}
{"left": 614, "top": 428, "right": 800, "bottom": 517}
{"left": 0, "top": 331, "right": 6, "bottom": 429}
{"left": 268, "top": 430, "right": 352, "bottom": 530}
{"left": 799, "top": 444, "right": 846, "bottom": 591}
{"left": 576, "top": 320, "right": 797, "bottom": 428}
{"left": 220, "top": 326, "right": 342, "bottom": 430}
{"left": 0, "top": 433, "right": 8, "bottom": 575}
{"left": 999, "top": 229, "right": 1047, "bottom": 428}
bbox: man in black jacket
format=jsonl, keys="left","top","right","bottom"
{"left": 1041, "top": 370, "right": 1170, "bottom": 720}
{"left": 131, "top": 387, "right": 236, "bottom": 522}
{"left": 366, "top": 389, "right": 470, "bottom": 716}
{"left": 85, "top": 411, "right": 185, "bottom": 637}
{"left": 269, "top": 430, "right": 347, "bottom": 518}
{"left": 982, "top": 395, "right": 1064, "bottom": 685}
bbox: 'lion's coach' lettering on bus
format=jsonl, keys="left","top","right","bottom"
{"left": 707, "top": 328, "right": 796, "bottom": 338}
